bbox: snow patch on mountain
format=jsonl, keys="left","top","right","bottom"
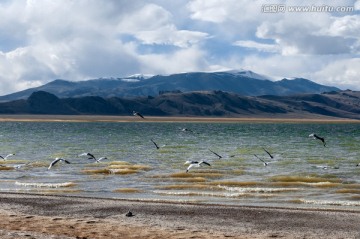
{"left": 222, "top": 70, "right": 272, "bottom": 81}
{"left": 126, "top": 74, "right": 154, "bottom": 79}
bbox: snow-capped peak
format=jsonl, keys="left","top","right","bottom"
{"left": 221, "top": 70, "right": 271, "bottom": 80}
{"left": 121, "top": 73, "right": 154, "bottom": 82}
{"left": 125, "top": 74, "right": 154, "bottom": 79}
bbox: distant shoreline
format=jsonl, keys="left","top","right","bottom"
{"left": 0, "top": 114, "right": 359, "bottom": 123}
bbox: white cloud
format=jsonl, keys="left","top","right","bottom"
{"left": 233, "top": 40, "right": 279, "bottom": 53}
{"left": 215, "top": 53, "right": 360, "bottom": 90}
{"left": 314, "top": 58, "right": 360, "bottom": 90}
{"left": 327, "top": 15, "right": 360, "bottom": 39}
{"left": 356, "top": 0, "right": 360, "bottom": 10}
{"left": 187, "top": 0, "right": 270, "bottom": 23}
{"left": 0, "top": 0, "right": 210, "bottom": 95}
{"left": 255, "top": 13, "right": 356, "bottom": 55}
{"left": 119, "top": 4, "right": 209, "bottom": 48}
{"left": 139, "top": 46, "right": 208, "bottom": 74}
{"left": 0, "top": 0, "right": 359, "bottom": 96}
{"left": 117, "top": 3, "right": 172, "bottom": 32}
{"left": 134, "top": 26, "right": 209, "bottom": 48}
{"left": 0, "top": 47, "right": 56, "bottom": 93}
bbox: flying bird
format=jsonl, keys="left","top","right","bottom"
{"left": 309, "top": 133, "right": 326, "bottom": 147}
{"left": 79, "top": 152, "right": 96, "bottom": 160}
{"left": 79, "top": 153, "right": 107, "bottom": 163}
{"left": 181, "top": 128, "right": 193, "bottom": 133}
{"left": 184, "top": 160, "right": 211, "bottom": 173}
{"left": 150, "top": 139, "right": 160, "bottom": 149}
{"left": 48, "top": 158, "right": 71, "bottom": 170}
{"left": 13, "top": 162, "right": 32, "bottom": 169}
{"left": 314, "top": 165, "right": 329, "bottom": 170}
{"left": 254, "top": 154, "right": 269, "bottom": 167}
{"left": 133, "top": 111, "right": 145, "bottom": 119}
{"left": 209, "top": 149, "right": 222, "bottom": 159}
{"left": 262, "top": 147, "right": 274, "bottom": 159}
{"left": 0, "top": 153, "right": 15, "bottom": 160}
{"left": 96, "top": 157, "right": 108, "bottom": 162}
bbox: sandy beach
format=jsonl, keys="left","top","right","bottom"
{"left": 0, "top": 193, "right": 359, "bottom": 239}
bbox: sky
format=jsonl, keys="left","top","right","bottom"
{"left": 0, "top": 0, "right": 359, "bottom": 96}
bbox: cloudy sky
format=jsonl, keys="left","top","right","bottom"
{"left": 0, "top": 0, "right": 359, "bottom": 95}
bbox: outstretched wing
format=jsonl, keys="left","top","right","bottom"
{"left": 209, "top": 149, "right": 222, "bottom": 159}
{"left": 199, "top": 161, "right": 211, "bottom": 167}
{"left": 133, "top": 111, "right": 145, "bottom": 119}
{"left": 186, "top": 163, "right": 197, "bottom": 173}
{"left": 96, "top": 157, "right": 107, "bottom": 162}
{"left": 254, "top": 154, "right": 268, "bottom": 166}
{"left": 262, "top": 148, "right": 274, "bottom": 159}
{"left": 150, "top": 139, "right": 160, "bottom": 149}
{"left": 48, "top": 158, "right": 61, "bottom": 170}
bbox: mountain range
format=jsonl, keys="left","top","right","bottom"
{"left": 0, "top": 70, "right": 340, "bottom": 102}
{"left": 0, "top": 89, "right": 359, "bottom": 119}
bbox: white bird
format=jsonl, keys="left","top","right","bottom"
{"left": 96, "top": 157, "right": 107, "bottom": 162}
{"left": 254, "top": 154, "right": 269, "bottom": 166}
{"left": 314, "top": 165, "right": 329, "bottom": 170}
{"left": 133, "top": 111, "right": 145, "bottom": 119}
{"left": 79, "top": 152, "right": 96, "bottom": 159}
{"left": 79, "top": 153, "right": 107, "bottom": 163}
{"left": 13, "top": 162, "right": 32, "bottom": 169}
{"left": 0, "top": 153, "right": 15, "bottom": 160}
{"left": 184, "top": 160, "right": 211, "bottom": 173}
{"left": 309, "top": 133, "right": 326, "bottom": 147}
{"left": 48, "top": 158, "right": 71, "bottom": 170}
{"left": 181, "top": 128, "right": 193, "bottom": 133}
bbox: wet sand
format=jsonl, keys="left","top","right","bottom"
{"left": 0, "top": 193, "right": 360, "bottom": 239}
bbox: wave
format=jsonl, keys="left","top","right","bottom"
{"left": 15, "top": 181, "right": 76, "bottom": 188}
{"left": 270, "top": 175, "right": 341, "bottom": 183}
{"left": 83, "top": 168, "right": 138, "bottom": 175}
{"left": 218, "top": 185, "right": 300, "bottom": 193}
{"left": 108, "top": 164, "right": 151, "bottom": 171}
{"left": 157, "top": 184, "right": 218, "bottom": 190}
{"left": 335, "top": 189, "right": 360, "bottom": 194}
{"left": 170, "top": 177, "right": 208, "bottom": 183}
{"left": 296, "top": 199, "right": 360, "bottom": 207}
{"left": 269, "top": 181, "right": 342, "bottom": 188}
{"left": 153, "top": 190, "right": 277, "bottom": 198}
{"left": 113, "top": 188, "right": 142, "bottom": 193}
{"left": 170, "top": 172, "right": 224, "bottom": 178}
{"left": 83, "top": 163, "right": 151, "bottom": 175}
{"left": 209, "top": 181, "right": 261, "bottom": 187}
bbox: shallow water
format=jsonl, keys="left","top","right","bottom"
{"left": 1, "top": 121, "right": 360, "bottom": 209}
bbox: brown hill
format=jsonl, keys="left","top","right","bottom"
{"left": 0, "top": 90, "right": 359, "bottom": 119}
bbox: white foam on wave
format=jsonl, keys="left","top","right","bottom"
{"left": 15, "top": 181, "right": 75, "bottom": 188}
{"left": 299, "top": 199, "right": 360, "bottom": 206}
{"left": 153, "top": 190, "right": 275, "bottom": 198}
{"left": 218, "top": 185, "right": 301, "bottom": 193}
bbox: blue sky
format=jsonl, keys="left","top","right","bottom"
{"left": 0, "top": 0, "right": 359, "bottom": 95}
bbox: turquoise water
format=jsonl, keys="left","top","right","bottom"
{"left": 1, "top": 121, "right": 360, "bottom": 209}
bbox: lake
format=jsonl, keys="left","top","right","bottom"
{"left": 1, "top": 121, "right": 360, "bottom": 209}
